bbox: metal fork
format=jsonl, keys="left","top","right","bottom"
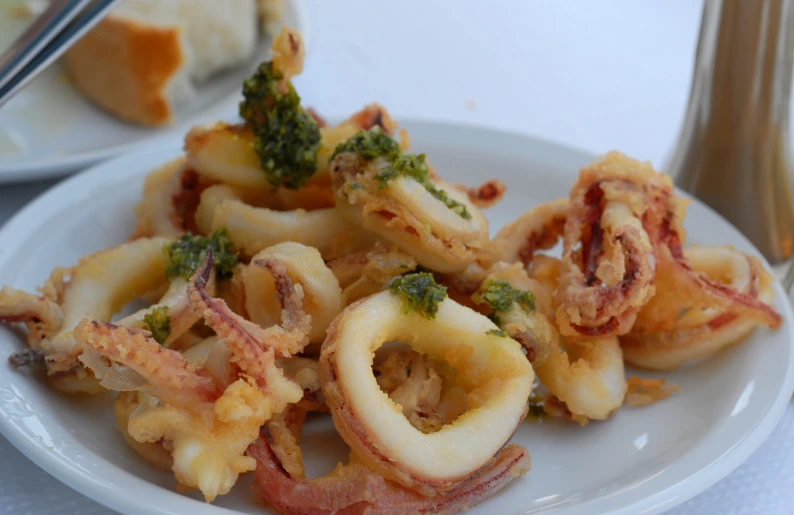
{"left": 0, "top": 0, "right": 122, "bottom": 108}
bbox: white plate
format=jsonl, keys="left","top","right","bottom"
{"left": 0, "top": 0, "right": 309, "bottom": 183}
{"left": 0, "top": 120, "right": 792, "bottom": 515}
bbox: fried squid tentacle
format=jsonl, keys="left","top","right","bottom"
{"left": 0, "top": 287, "right": 63, "bottom": 353}
{"left": 188, "top": 252, "right": 304, "bottom": 409}
{"left": 128, "top": 377, "right": 271, "bottom": 502}
{"left": 636, "top": 197, "right": 781, "bottom": 333}
{"left": 249, "top": 427, "right": 531, "bottom": 515}
{"left": 3, "top": 237, "right": 172, "bottom": 393}
{"left": 623, "top": 246, "right": 780, "bottom": 369}
{"left": 76, "top": 321, "right": 221, "bottom": 409}
{"left": 555, "top": 153, "right": 659, "bottom": 338}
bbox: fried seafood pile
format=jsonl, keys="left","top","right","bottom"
{"left": 0, "top": 26, "right": 782, "bottom": 515}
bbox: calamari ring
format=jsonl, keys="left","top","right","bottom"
{"left": 480, "top": 263, "right": 626, "bottom": 423}
{"left": 490, "top": 198, "right": 568, "bottom": 266}
{"left": 241, "top": 242, "right": 342, "bottom": 344}
{"left": 129, "top": 157, "right": 189, "bottom": 239}
{"left": 320, "top": 291, "right": 533, "bottom": 496}
{"left": 327, "top": 243, "right": 418, "bottom": 306}
{"left": 50, "top": 236, "right": 171, "bottom": 361}
{"left": 249, "top": 429, "right": 531, "bottom": 515}
{"left": 195, "top": 184, "right": 376, "bottom": 260}
{"left": 314, "top": 103, "right": 398, "bottom": 179}
{"left": 331, "top": 152, "right": 489, "bottom": 272}
{"left": 622, "top": 246, "right": 779, "bottom": 370}
{"left": 555, "top": 153, "right": 660, "bottom": 337}
{"left": 185, "top": 122, "right": 270, "bottom": 190}
{"left": 185, "top": 102, "right": 397, "bottom": 208}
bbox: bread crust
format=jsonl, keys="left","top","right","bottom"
{"left": 64, "top": 16, "right": 185, "bottom": 126}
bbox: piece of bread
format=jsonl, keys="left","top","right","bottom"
{"left": 64, "top": 0, "right": 282, "bottom": 126}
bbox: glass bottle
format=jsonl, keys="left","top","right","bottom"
{"left": 667, "top": 0, "right": 794, "bottom": 265}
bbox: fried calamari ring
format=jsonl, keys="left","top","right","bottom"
{"left": 185, "top": 103, "right": 398, "bottom": 210}
{"left": 622, "top": 246, "right": 779, "bottom": 370}
{"left": 555, "top": 153, "right": 659, "bottom": 338}
{"left": 327, "top": 243, "right": 418, "bottom": 306}
{"left": 320, "top": 291, "right": 533, "bottom": 496}
{"left": 374, "top": 348, "right": 458, "bottom": 434}
{"left": 331, "top": 149, "right": 489, "bottom": 272}
{"left": 478, "top": 263, "right": 627, "bottom": 423}
{"left": 250, "top": 429, "right": 531, "bottom": 515}
{"left": 490, "top": 199, "right": 568, "bottom": 265}
{"left": 195, "top": 184, "right": 376, "bottom": 260}
{"left": 241, "top": 242, "right": 341, "bottom": 344}
{"left": 129, "top": 158, "right": 190, "bottom": 239}
{"left": 3, "top": 237, "right": 171, "bottom": 393}
{"left": 185, "top": 122, "right": 268, "bottom": 190}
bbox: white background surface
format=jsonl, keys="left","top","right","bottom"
{"left": 0, "top": 0, "right": 792, "bottom": 514}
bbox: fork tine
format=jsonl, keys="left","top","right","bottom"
{"left": 0, "top": 0, "right": 92, "bottom": 92}
{"left": 0, "top": 0, "right": 122, "bottom": 108}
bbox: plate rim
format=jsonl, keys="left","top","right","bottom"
{"left": 0, "top": 0, "right": 311, "bottom": 184}
{"left": 0, "top": 119, "right": 792, "bottom": 515}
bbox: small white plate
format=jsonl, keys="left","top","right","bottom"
{"left": 0, "top": 0, "right": 309, "bottom": 183}
{"left": 0, "top": 120, "right": 792, "bottom": 515}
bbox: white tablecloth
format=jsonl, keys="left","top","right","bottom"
{"left": 1, "top": 1, "right": 793, "bottom": 513}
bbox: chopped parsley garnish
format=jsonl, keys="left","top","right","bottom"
{"left": 486, "top": 329, "right": 508, "bottom": 337}
{"left": 240, "top": 61, "right": 321, "bottom": 189}
{"left": 389, "top": 272, "right": 447, "bottom": 320}
{"left": 333, "top": 128, "right": 471, "bottom": 220}
{"left": 475, "top": 280, "right": 536, "bottom": 324}
{"left": 331, "top": 126, "right": 401, "bottom": 161}
{"left": 142, "top": 306, "right": 170, "bottom": 346}
{"left": 165, "top": 229, "right": 238, "bottom": 280}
